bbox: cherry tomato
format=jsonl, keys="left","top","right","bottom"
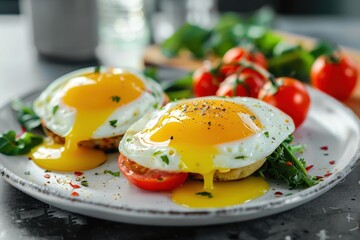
{"left": 216, "top": 73, "right": 265, "bottom": 98}
{"left": 193, "top": 67, "right": 223, "bottom": 97}
{"left": 118, "top": 154, "right": 188, "bottom": 191}
{"left": 220, "top": 64, "right": 266, "bottom": 81}
{"left": 223, "top": 47, "right": 268, "bottom": 69}
{"left": 311, "top": 54, "right": 358, "bottom": 101}
{"left": 258, "top": 77, "right": 311, "bottom": 128}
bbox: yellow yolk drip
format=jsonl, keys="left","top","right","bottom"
{"left": 30, "top": 71, "right": 145, "bottom": 171}
{"left": 172, "top": 177, "right": 269, "bottom": 208}
{"left": 146, "top": 99, "right": 262, "bottom": 189}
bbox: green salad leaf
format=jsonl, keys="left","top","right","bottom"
{"left": 0, "top": 130, "right": 43, "bottom": 156}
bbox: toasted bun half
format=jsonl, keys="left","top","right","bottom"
{"left": 42, "top": 125, "right": 122, "bottom": 152}
{"left": 190, "top": 158, "right": 266, "bottom": 181}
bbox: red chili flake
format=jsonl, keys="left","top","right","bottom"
{"left": 16, "top": 127, "right": 27, "bottom": 138}
{"left": 71, "top": 192, "right": 79, "bottom": 197}
{"left": 74, "top": 171, "right": 83, "bottom": 176}
{"left": 305, "top": 165, "right": 314, "bottom": 171}
{"left": 275, "top": 191, "right": 283, "bottom": 196}
{"left": 316, "top": 176, "right": 324, "bottom": 180}
{"left": 285, "top": 161, "right": 293, "bottom": 166}
{"left": 324, "top": 172, "right": 332, "bottom": 177}
{"left": 329, "top": 160, "right": 335, "bottom": 165}
{"left": 320, "top": 146, "right": 328, "bottom": 151}
{"left": 69, "top": 182, "right": 81, "bottom": 189}
{"left": 44, "top": 174, "right": 50, "bottom": 179}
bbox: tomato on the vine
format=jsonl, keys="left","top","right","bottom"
{"left": 216, "top": 72, "right": 265, "bottom": 98}
{"left": 193, "top": 67, "right": 223, "bottom": 97}
{"left": 311, "top": 54, "right": 358, "bottom": 101}
{"left": 258, "top": 77, "right": 311, "bottom": 128}
{"left": 118, "top": 154, "right": 188, "bottom": 191}
{"left": 222, "top": 46, "right": 268, "bottom": 69}
{"left": 220, "top": 64, "right": 265, "bottom": 81}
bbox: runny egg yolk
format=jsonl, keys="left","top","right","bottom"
{"left": 145, "top": 99, "right": 269, "bottom": 208}
{"left": 30, "top": 70, "right": 145, "bottom": 171}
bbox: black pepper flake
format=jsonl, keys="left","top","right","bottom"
{"left": 170, "top": 136, "right": 174, "bottom": 140}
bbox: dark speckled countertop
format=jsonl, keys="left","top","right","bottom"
{"left": 0, "top": 15, "right": 360, "bottom": 239}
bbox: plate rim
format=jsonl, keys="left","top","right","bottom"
{"left": 0, "top": 86, "right": 360, "bottom": 220}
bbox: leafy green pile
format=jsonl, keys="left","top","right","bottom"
{"left": 161, "top": 6, "right": 335, "bottom": 83}
{"left": 0, "top": 100, "right": 43, "bottom": 156}
{"left": 258, "top": 136, "right": 318, "bottom": 189}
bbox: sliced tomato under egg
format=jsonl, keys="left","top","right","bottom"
{"left": 118, "top": 154, "right": 189, "bottom": 191}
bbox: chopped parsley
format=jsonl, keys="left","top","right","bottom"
{"left": 24, "top": 171, "right": 31, "bottom": 175}
{"left": 44, "top": 169, "right": 52, "bottom": 173}
{"left": 94, "top": 66, "right": 101, "bottom": 73}
{"left": 160, "top": 155, "right": 169, "bottom": 165}
{"left": 235, "top": 155, "right": 247, "bottom": 160}
{"left": 109, "top": 120, "right": 117, "bottom": 128}
{"left": 153, "top": 150, "right": 163, "bottom": 156}
{"left": 264, "top": 131, "right": 269, "bottom": 138}
{"left": 250, "top": 115, "right": 256, "bottom": 121}
{"left": 196, "top": 191, "right": 213, "bottom": 199}
{"left": 153, "top": 102, "right": 159, "bottom": 109}
{"left": 81, "top": 180, "right": 89, "bottom": 187}
{"left": 52, "top": 105, "right": 59, "bottom": 115}
{"left": 104, "top": 170, "right": 120, "bottom": 177}
{"left": 111, "top": 96, "right": 121, "bottom": 103}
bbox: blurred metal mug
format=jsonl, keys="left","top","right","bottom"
{"left": 29, "top": 0, "right": 98, "bottom": 61}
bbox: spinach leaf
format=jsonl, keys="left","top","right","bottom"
{"left": 258, "top": 138, "right": 318, "bottom": 189}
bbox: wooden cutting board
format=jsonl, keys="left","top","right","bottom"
{"left": 143, "top": 31, "right": 360, "bottom": 118}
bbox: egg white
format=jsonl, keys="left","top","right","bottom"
{"left": 33, "top": 67, "right": 165, "bottom": 139}
{"left": 119, "top": 96, "right": 295, "bottom": 171}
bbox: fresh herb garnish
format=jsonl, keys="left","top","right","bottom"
{"left": 52, "top": 105, "right": 59, "bottom": 115}
{"left": 196, "top": 191, "right": 213, "bottom": 199}
{"left": 111, "top": 96, "right": 121, "bottom": 103}
{"left": 109, "top": 120, "right": 117, "bottom": 128}
{"left": 235, "top": 155, "right": 247, "bottom": 160}
{"left": 264, "top": 131, "right": 269, "bottom": 138}
{"left": 153, "top": 150, "right": 163, "bottom": 156}
{"left": 94, "top": 66, "right": 101, "bottom": 73}
{"left": 258, "top": 137, "right": 318, "bottom": 189}
{"left": 11, "top": 99, "right": 41, "bottom": 131}
{"left": 250, "top": 116, "right": 256, "bottom": 121}
{"left": 44, "top": 169, "right": 52, "bottom": 173}
{"left": 81, "top": 180, "right": 89, "bottom": 187}
{"left": 0, "top": 130, "right": 43, "bottom": 155}
{"left": 160, "top": 155, "right": 169, "bottom": 165}
{"left": 104, "top": 170, "right": 120, "bottom": 177}
{"left": 24, "top": 171, "right": 31, "bottom": 175}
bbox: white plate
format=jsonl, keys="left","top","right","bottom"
{"left": 0, "top": 87, "right": 359, "bottom": 226}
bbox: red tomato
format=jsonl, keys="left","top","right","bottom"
{"left": 216, "top": 73, "right": 265, "bottom": 98}
{"left": 223, "top": 47, "right": 268, "bottom": 69}
{"left": 311, "top": 54, "right": 358, "bottom": 101}
{"left": 258, "top": 77, "right": 311, "bottom": 128}
{"left": 118, "top": 154, "right": 188, "bottom": 191}
{"left": 220, "top": 64, "right": 266, "bottom": 81}
{"left": 193, "top": 67, "right": 223, "bottom": 97}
